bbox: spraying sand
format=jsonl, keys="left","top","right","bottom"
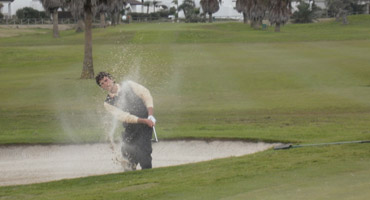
{"left": 0, "top": 140, "right": 279, "bottom": 186}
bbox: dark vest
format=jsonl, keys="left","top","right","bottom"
{"left": 105, "top": 82, "right": 151, "bottom": 141}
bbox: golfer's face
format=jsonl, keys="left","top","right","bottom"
{"left": 100, "top": 76, "right": 114, "bottom": 91}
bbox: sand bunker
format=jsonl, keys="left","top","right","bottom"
{"left": 0, "top": 140, "right": 279, "bottom": 186}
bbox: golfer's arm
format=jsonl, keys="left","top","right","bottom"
{"left": 104, "top": 102, "right": 138, "bottom": 123}
{"left": 129, "top": 81, "right": 154, "bottom": 114}
{"left": 147, "top": 107, "right": 153, "bottom": 116}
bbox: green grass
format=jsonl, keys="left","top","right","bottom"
{"left": 1, "top": 145, "right": 369, "bottom": 199}
{"left": 0, "top": 15, "right": 370, "bottom": 199}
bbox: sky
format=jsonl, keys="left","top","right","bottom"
{"left": 2, "top": 0, "right": 43, "bottom": 15}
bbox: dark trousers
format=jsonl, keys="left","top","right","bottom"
{"left": 121, "top": 125, "right": 153, "bottom": 169}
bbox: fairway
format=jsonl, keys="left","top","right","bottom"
{"left": 0, "top": 15, "right": 370, "bottom": 199}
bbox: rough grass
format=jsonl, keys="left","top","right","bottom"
{"left": 0, "top": 15, "right": 370, "bottom": 199}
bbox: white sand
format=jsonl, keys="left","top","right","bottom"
{"left": 0, "top": 140, "right": 279, "bottom": 186}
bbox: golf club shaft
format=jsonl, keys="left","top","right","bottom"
{"left": 153, "top": 126, "right": 158, "bottom": 142}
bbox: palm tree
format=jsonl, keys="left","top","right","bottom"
{"left": 268, "top": 0, "right": 291, "bottom": 32}
{"left": 200, "top": 0, "right": 221, "bottom": 22}
{"left": 97, "top": 3, "right": 108, "bottom": 28}
{"left": 235, "top": 0, "right": 254, "bottom": 26}
{"left": 69, "top": 3, "right": 85, "bottom": 32}
{"left": 249, "top": 0, "right": 268, "bottom": 29}
{"left": 144, "top": 1, "right": 151, "bottom": 14}
{"left": 75, "top": 17, "right": 85, "bottom": 32}
{"left": 235, "top": 0, "right": 248, "bottom": 24}
{"left": 66, "top": 0, "right": 108, "bottom": 79}
{"left": 108, "top": 0, "right": 124, "bottom": 26}
{"left": 152, "top": 1, "right": 161, "bottom": 12}
{"left": 40, "top": 0, "right": 66, "bottom": 38}
{"left": 172, "top": 0, "right": 179, "bottom": 21}
{"left": 325, "top": 0, "right": 354, "bottom": 24}
{"left": 178, "top": 0, "right": 196, "bottom": 20}
{"left": 141, "top": 0, "right": 144, "bottom": 13}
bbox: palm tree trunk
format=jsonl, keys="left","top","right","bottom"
{"left": 76, "top": 19, "right": 85, "bottom": 33}
{"left": 252, "top": 19, "right": 260, "bottom": 29}
{"left": 341, "top": 10, "right": 348, "bottom": 25}
{"left": 342, "top": 15, "right": 348, "bottom": 25}
{"left": 243, "top": 12, "right": 247, "bottom": 24}
{"left": 100, "top": 13, "right": 106, "bottom": 28}
{"left": 116, "top": 13, "right": 121, "bottom": 25}
{"left": 111, "top": 13, "right": 116, "bottom": 26}
{"left": 335, "top": 12, "right": 341, "bottom": 22}
{"left": 275, "top": 22, "right": 281, "bottom": 32}
{"left": 81, "top": 3, "right": 94, "bottom": 79}
{"left": 52, "top": 9, "right": 59, "bottom": 38}
{"left": 141, "top": 0, "right": 144, "bottom": 13}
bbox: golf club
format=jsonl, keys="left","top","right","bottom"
{"left": 153, "top": 126, "right": 158, "bottom": 142}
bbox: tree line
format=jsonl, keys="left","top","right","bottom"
{"left": 292, "top": 0, "right": 368, "bottom": 24}
{"left": 234, "top": 0, "right": 368, "bottom": 32}
{"left": 33, "top": 0, "right": 368, "bottom": 79}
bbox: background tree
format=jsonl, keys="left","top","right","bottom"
{"left": 141, "top": 0, "right": 144, "bottom": 13}
{"left": 235, "top": 0, "right": 248, "bottom": 24}
{"left": 235, "top": 0, "right": 266, "bottom": 29}
{"left": 16, "top": 7, "right": 45, "bottom": 19}
{"left": 178, "top": 0, "right": 201, "bottom": 22}
{"left": 172, "top": 0, "right": 179, "bottom": 21}
{"left": 66, "top": 0, "right": 108, "bottom": 79}
{"left": 236, "top": 0, "right": 262, "bottom": 28}
{"left": 68, "top": 3, "right": 85, "bottom": 32}
{"left": 325, "top": 0, "right": 356, "bottom": 24}
{"left": 292, "top": 1, "right": 321, "bottom": 23}
{"left": 153, "top": 1, "right": 161, "bottom": 12}
{"left": 268, "top": 0, "right": 292, "bottom": 32}
{"left": 40, "top": 0, "right": 66, "bottom": 38}
{"left": 250, "top": 0, "right": 268, "bottom": 29}
{"left": 350, "top": 1, "right": 367, "bottom": 14}
{"left": 200, "top": 0, "right": 221, "bottom": 23}
{"left": 0, "top": 3, "right": 3, "bottom": 19}
{"left": 144, "top": 1, "right": 151, "bottom": 14}
{"left": 108, "top": 0, "right": 124, "bottom": 26}
{"left": 97, "top": 3, "right": 108, "bottom": 28}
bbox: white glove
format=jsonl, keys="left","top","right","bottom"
{"left": 148, "top": 115, "right": 156, "bottom": 123}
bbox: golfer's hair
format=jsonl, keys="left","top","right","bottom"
{"left": 95, "top": 72, "right": 114, "bottom": 86}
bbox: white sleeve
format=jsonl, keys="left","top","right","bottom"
{"left": 104, "top": 102, "right": 139, "bottom": 123}
{"left": 128, "top": 81, "right": 154, "bottom": 108}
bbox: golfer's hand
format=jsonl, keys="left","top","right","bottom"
{"left": 148, "top": 115, "right": 156, "bottom": 124}
{"left": 145, "top": 119, "right": 155, "bottom": 128}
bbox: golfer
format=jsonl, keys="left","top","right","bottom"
{"left": 95, "top": 72, "right": 155, "bottom": 170}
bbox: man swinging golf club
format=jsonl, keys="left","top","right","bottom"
{"left": 95, "top": 72, "right": 156, "bottom": 171}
